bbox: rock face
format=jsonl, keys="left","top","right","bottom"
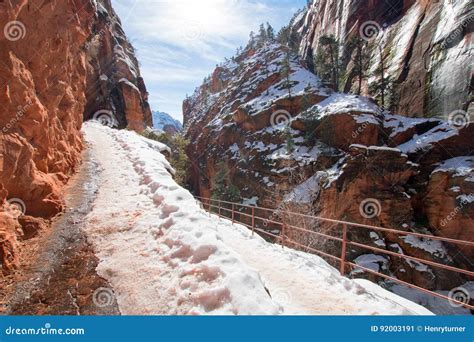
{"left": 83, "top": 0, "right": 152, "bottom": 131}
{"left": 297, "top": 0, "right": 473, "bottom": 118}
{"left": 184, "top": 30, "right": 474, "bottom": 293}
{"left": 0, "top": 0, "right": 151, "bottom": 274}
{"left": 184, "top": 43, "right": 331, "bottom": 199}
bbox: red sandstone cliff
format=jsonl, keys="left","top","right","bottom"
{"left": 184, "top": 14, "right": 473, "bottom": 291}
{"left": 297, "top": 0, "right": 473, "bottom": 118}
{"left": 0, "top": 0, "right": 151, "bottom": 274}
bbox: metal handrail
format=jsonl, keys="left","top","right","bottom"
{"left": 196, "top": 196, "right": 474, "bottom": 247}
{"left": 196, "top": 196, "right": 474, "bottom": 311}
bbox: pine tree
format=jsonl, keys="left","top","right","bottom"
{"left": 284, "top": 126, "right": 296, "bottom": 153}
{"left": 248, "top": 31, "right": 256, "bottom": 50}
{"left": 301, "top": 107, "right": 321, "bottom": 144}
{"left": 211, "top": 162, "right": 241, "bottom": 202}
{"left": 314, "top": 35, "right": 341, "bottom": 91}
{"left": 277, "top": 25, "right": 299, "bottom": 53}
{"left": 301, "top": 86, "right": 312, "bottom": 111}
{"left": 262, "top": 57, "right": 271, "bottom": 94}
{"left": 347, "top": 37, "right": 370, "bottom": 95}
{"left": 369, "top": 45, "right": 396, "bottom": 109}
{"left": 277, "top": 25, "right": 290, "bottom": 46}
{"left": 266, "top": 22, "right": 275, "bottom": 41}
{"left": 281, "top": 49, "right": 292, "bottom": 98}
{"left": 171, "top": 135, "right": 190, "bottom": 186}
{"left": 139, "top": 131, "right": 190, "bottom": 187}
{"left": 258, "top": 23, "right": 267, "bottom": 46}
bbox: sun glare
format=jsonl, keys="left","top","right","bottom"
{"left": 165, "top": 0, "right": 246, "bottom": 37}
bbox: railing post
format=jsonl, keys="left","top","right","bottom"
{"left": 231, "top": 203, "right": 235, "bottom": 225}
{"left": 218, "top": 201, "right": 221, "bottom": 219}
{"left": 340, "top": 223, "right": 348, "bottom": 275}
{"left": 251, "top": 207, "right": 255, "bottom": 236}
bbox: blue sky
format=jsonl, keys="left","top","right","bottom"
{"left": 111, "top": 0, "right": 307, "bottom": 122}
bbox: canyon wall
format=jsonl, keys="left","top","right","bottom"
{"left": 184, "top": 2, "right": 474, "bottom": 295}
{"left": 297, "top": 0, "right": 473, "bottom": 118}
{"left": 0, "top": 0, "right": 151, "bottom": 274}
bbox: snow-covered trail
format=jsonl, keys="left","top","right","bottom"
{"left": 214, "top": 222, "right": 429, "bottom": 315}
{"left": 82, "top": 122, "right": 432, "bottom": 315}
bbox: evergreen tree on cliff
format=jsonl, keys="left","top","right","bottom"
{"left": 314, "top": 35, "right": 342, "bottom": 91}
{"left": 347, "top": 37, "right": 370, "bottom": 95}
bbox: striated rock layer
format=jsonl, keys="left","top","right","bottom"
{"left": 297, "top": 0, "right": 473, "bottom": 118}
{"left": 0, "top": 0, "right": 151, "bottom": 274}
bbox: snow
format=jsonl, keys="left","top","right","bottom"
{"left": 397, "top": 123, "right": 459, "bottom": 154}
{"left": 113, "top": 45, "right": 138, "bottom": 78}
{"left": 83, "top": 123, "right": 277, "bottom": 315}
{"left": 370, "top": 232, "right": 386, "bottom": 248}
{"left": 118, "top": 78, "right": 140, "bottom": 92}
{"left": 389, "top": 281, "right": 474, "bottom": 315}
{"left": 401, "top": 235, "right": 447, "bottom": 259}
{"left": 384, "top": 114, "right": 440, "bottom": 138}
{"left": 352, "top": 254, "right": 389, "bottom": 273}
{"left": 229, "top": 143, "right": 239, "bottom": 154}
{"left": 432, "top": 157, "right": 474, "bottom": 178}
{"left": 350, "top": 144, "right": 402, "bottom": 153}
{"left": 82, "top": 122, "right": 432, "bottom": 315}
{"left": 284, "top": 172, "right": 323, "bottom": 203}
{"left": 242, "top": 197, "right": 258, "bottom": 206}
{"left": 262, "top": 176, "right": 275, "bottom": 187}
{"left": 354, "top": 113, "right": 380, "bottom": 125}
{"left": 184, "top": 42, "right": 328, "bottom": 130}
{"left": 450, "top": 186, "right": 461, "bottom": 193}
{"left": 214, "top": 220, "right": 431, "bottom": 315}
{"left": 241, "top": 45, "right": 325, "bottom": 115}
{"left": 458, "top": 194, "right": 474, "bottom": 204}
{"left": 265, "top": 142, "right": 324, "bottom": 167}
{"left": 314, "top": 93, "right": 382, "bottom": 118}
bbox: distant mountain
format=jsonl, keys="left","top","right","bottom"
{"left": 152, "top": 111, "right": 183, "bottom": 135}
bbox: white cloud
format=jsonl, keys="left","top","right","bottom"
{"left": 111, "top": 0, "right": 307, "bottom": 121}
{"left": 114, "top": 0, "right": 278, "bottom": 58}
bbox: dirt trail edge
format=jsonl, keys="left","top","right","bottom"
{"left": 4, "top": 142, "right": 120, "bottom": 315}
